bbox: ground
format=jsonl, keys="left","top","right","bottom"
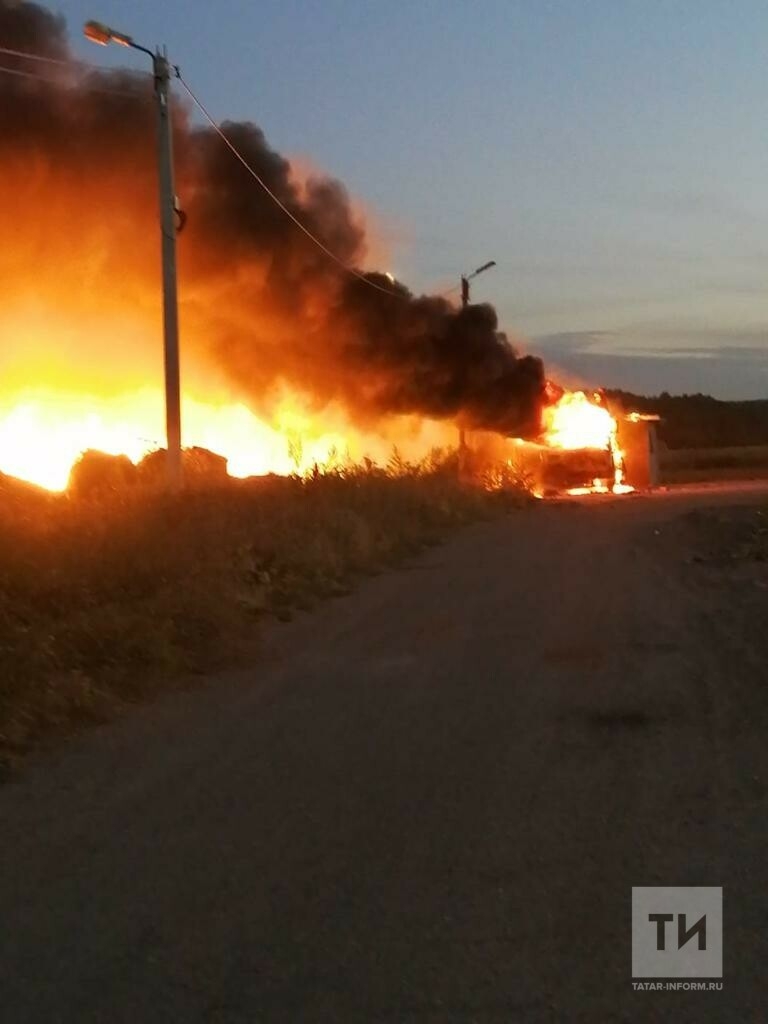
{"left": 1, "top": 483, "right": 766, "bottom": 1022}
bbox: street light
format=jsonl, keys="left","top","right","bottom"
{"left": 460, "top": 260, "right": 496, "bottom": 308}
{"left": 458, "top": 260, "right": 496, "bottom": 459}
{"left": 84, "top": 20, "right": 182, "bottom": 490}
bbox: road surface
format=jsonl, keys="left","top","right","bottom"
{"left": 2, "top": 485, "right": 767, "bottom": 1022}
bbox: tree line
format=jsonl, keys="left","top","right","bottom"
{"left": 606, "top": 390, "right": 768, "bottom": 449}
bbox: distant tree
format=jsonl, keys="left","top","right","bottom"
{"left": 605, "top": 389, "right": 768, "bottom": 449}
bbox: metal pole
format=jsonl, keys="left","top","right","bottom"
{"left": 458, "top": 276, "right": 469, "bottom": 457}
{"left": 154, "top": 47, "right": 182, "bottom": 489}
{"left": 456, "top": 262, "right": 493, "bottom": 470}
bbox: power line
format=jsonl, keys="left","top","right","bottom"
{"left": 0, "top": 43, "right": 110, "bottom": 71}
{"left": 0, "top": 43, "right": 149, "bottom": 93}
{"left": 0, "top": 44, "right": 450, "bottom": 302}
{"left": 0, "top": 60, "right": 150, "bottom": 98}
{"left": 0, "top": 62, "right": 55, "bottom": 83}
{"left": 176, "top": 72, "right": 406, "bottom": 299}
{"left": 0, "top": 43, "right": 71, "bottom": 64}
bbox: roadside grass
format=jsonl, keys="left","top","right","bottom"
{"left": 0, "top": 456, "right": 528, "bottom": 759}
{"left": 660, "top": 445, "right": 768, "bottom": 484}
{"left": 661, "top": 466, "right": 768, "bottom": 485}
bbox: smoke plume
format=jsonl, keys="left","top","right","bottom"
{"left": 0, "top": 1, "right": 545, "bottom": 438}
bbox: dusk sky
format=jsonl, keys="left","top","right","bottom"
{"left": 66, "top": 0, "right": 768, "bottom": 399}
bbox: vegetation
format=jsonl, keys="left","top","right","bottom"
{"left": 608, "top": 390, "right": 768, "bottom": 449}
{"left": 659, "top": 444, "right": 768, "bottom": 483}
{"left": 0, "top": 456, "right": 527, "bottom": 761}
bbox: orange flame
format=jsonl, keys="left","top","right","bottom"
{"left": 0, "top": 298, "right": 457, "bottom": 491}
{"left": 542, "top": 390, "right": 633, "bottom": 496}
{"left": 0, "top": 384, "right": 460, "bottom": 492}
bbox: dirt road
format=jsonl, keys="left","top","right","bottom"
{"left": 1, "top": 485, "right": 767, "bottom": 1022}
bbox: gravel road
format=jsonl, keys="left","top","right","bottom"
{"left": 1, "top": 484, "right": 767, "bottom": 1022}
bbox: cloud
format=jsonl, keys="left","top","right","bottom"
{"left": 532, "top": 329, "right": 768, "bottom": 399}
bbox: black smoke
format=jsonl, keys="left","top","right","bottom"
{"left": 0, "top": 1, "right": 546, "bottom": 437}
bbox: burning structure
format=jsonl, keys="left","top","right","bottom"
{"left": 620, "top": 412, "right": 661, "bottom": 490}
{"left": 503, "top": 391, "right": 660, "bottom": 496}
{"left": 461, "top": 389, "right": 659, "bottom": 497}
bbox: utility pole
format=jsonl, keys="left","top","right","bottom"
{"left": 85, "top": 22, "right": 182, "bottom": 490}
{"left": 458, "top": 275, "right": 471, "bottom": 454}
{"left": 154, "top": 47, "right": 182, "bottom": 490}
{"left": 457, "top": 261, "right": 496, "bottom": 464}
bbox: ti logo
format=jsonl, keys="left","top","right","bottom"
{"left": 649, "top": 911, "right": 707, "bottom": 951}
{"left": 632, "top": 887, "right": 723, "bottom": 978}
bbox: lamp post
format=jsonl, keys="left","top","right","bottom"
{"left": 458, "top": 260, "right": 496, "bottom": 458}
{"left": 460, "top": 260, "right": 496, "bottom": 310}
{"left": 84, "top": 20, "right": 182, "bottom": 490}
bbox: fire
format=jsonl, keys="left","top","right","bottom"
{"left": 0, "top": 384, "right": 456, "bottom": 492}
{"left": 542, "top": 390, "right": 615, "bottom": 451}
{"left": 541, "top": 390, "right": 633, "bottom": 496}
{"left": 0, "top": 8, "right": 546, "bottom": 492}
{"left": 0, "top": 378, "right": 640, "bottom": 496}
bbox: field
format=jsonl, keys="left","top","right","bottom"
{"left": 659, "top": 444, "right": 768, "bottom": 484}
{"left": 0, "top": 458, "right": 525, "bottom": 759}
